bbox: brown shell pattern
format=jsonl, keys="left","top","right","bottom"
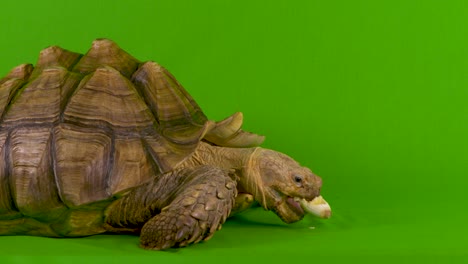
{"left": 0, "top": 39, "right": 264, "bottom": 220}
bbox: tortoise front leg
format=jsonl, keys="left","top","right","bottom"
{"left": 230, "top": 193, "right": 255, "bottom": 216}
{"left": 139, "top": 166, "right": 236, "bottom": 250}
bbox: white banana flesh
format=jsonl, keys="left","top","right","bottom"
{"left": 296, "top": 196, "right": 331, "bottom": 219}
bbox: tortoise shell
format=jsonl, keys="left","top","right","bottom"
{"left": 0, "top": 39, "right": 264, "bottom": 227}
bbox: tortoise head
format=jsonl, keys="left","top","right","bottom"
{"left": 243, "top": 148, "right": 323, "bottom": 223}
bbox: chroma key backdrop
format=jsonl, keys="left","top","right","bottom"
{"left": 0, "top": 0, "right": 467, "bottom": 263}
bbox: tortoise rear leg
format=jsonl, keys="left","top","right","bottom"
{"left": 139, "top": 166, "right": 236, "bottom": 250}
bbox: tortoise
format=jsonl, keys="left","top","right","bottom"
{"left": 0, "top": 39, "right": 331, "bottom": 250}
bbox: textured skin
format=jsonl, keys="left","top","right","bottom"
{"left": 140, "top": 166, "right": 236, "bottom": 249}
{"left": 231, "top": 193, "right": 255, "bottom": 216}
{"left": 104, "top": 165, "right": 236, "bottom": 249}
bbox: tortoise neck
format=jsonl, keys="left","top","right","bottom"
{"left": 184, "top": 142, "right": 257, "bottom": 171}
{"left": 182, "top": 142, "right": 267, "bottom": 206}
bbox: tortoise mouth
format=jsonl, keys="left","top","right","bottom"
{"left": 271, "top": 192, "right": 309, "bottom": 223}
{"left": 286, "top": 196, "right": 305, "bottom": 216}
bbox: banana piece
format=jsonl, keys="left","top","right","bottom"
{"left": 299, "top": 196, "right": 331, "bottom": 219}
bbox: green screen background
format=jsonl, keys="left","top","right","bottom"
{"left": 0, "top": 0, "right": 467, "bottom": 262}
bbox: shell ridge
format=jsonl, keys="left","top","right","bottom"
{"left": 131, "top": 61, "right": 209, "bottom": 145}
{"left": 71, "top": 39, "right": 140, "bottom": 78}
{"left": 30, "top": 45, "right": 83, "bottom": 78}
{"left": 159, "top": 70, "right": 193, "bottom": 126}
{"left": 60, "top": 73, "right": 91, "bottom": 123}
{"left": 159, "top": 66, "right": 207, "bottom": 127}
{"left": 105, "top": 131, "right": 116, "bottom": 198}
{"left": 163, "top": 69, "right": 206, "bottom": 124}
{"left": 130, "top": 63, "right": 161, "bottom": 127}
{"left": 66, "top": 54, "right": 84, "bottom": 74}
{"left": 63, "top": 67, "right": 155, "bottom": 129}
{"left": 142, "top": 135, "right": 170, "bottom": 174}
{"left": 9, "top": 127, "right": 66, "bottom": 220}
{"left": 58, "top": 71, "right": 85, "bottom": 123}
{"left": 0, "top": 131, "right": 22, "bottom": 219}
{"left": 50, "top": 126, "right": 67, "bottom": 210}
{"left": 157, "top": 71, "right": 209, "bottom": 143}
{"left": 1, "top": 68, "right": 76, "bottom": 127}
{"left": 107, "top": 136, "right": 158, "bottom": 196}
{"left": 54, "top": 124, "right": 112, "bottom": 207}
{"left": 0, "top": 64, "right": 34, "bottom": 86}
{"left": 0, "top": 78, "right": 30, "bottom": 125}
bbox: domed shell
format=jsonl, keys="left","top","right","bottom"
{"left": 0, "top": 39, "right": 264, "bottom": 217}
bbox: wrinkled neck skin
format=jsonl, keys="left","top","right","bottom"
{"left": 180, "top": 142, "right": 258, "bottom": 195}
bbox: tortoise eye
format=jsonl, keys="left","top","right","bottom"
{"left": 293, "top": 175, "right": 303, "bottom": 185}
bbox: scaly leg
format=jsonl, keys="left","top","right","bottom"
{"left": 105, "top": 165, "right": 236, "bottom": 250}
{"left": 230, "top": 193, "right": 255, "bottom": 216}
{"left": 139, "top": 165, "right": 236, "bottom": 250}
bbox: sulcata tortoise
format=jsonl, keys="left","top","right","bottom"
{"left": 0, "top": 39, "right": 331, "bottom": 250}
